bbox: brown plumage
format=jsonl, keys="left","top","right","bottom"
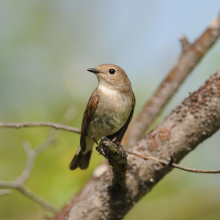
{"left": 70, "top": 64, "right": 135, "bottom": 170}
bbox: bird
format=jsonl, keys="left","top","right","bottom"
{"left": 69, "top": 64, "right": 135, "bottom": 170}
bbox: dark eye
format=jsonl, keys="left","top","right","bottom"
{"left": 109, "top": 69, "right": 115, "bottom": 74}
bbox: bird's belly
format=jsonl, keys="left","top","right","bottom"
{"left": 88, "top": 98, "right": 131, "bottom": 139}
{"left": 91, "top": 114, "right": 123, "bottom": 136}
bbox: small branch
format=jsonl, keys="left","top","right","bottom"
{"left": 0, "top": 122, "right": 81, "bottom": 134}
{"left": 0, "top": 179, "right": 57, "bottom": 212}
{"left": 0, "top": 106, "right": 77, "bottom": 213}
{"left": 0, "top": 138, "right": 58, "bottom": 211}
{"left": 96, "top": 137, "right": 127, "bottom": 190}
{"left": 19, "top": 185, "right": 58, "bottom": 212}
{"left": 123, "top": 13, "right": 220, "bottom": 148}
{"left": 0, "top": 141, "right": 58, "bottom": 212}
{"left": 0, "top": 189, "right": 12, "bottom": 196}
{"left": 15, "top": 142, "right": 36, "bottom": 184}
{"left": 179, "top": 35, "right": 190, "bottom": 51}
{"left": 128, "top": 151, "right": 220, "bottom": 174}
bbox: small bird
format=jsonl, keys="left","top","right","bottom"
{"left": 69, "top": 64, "right": 135, "bottom": 170}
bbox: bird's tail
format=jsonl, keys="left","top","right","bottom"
{"left": 69, "top": 147, "right": 92, "bottom": 170}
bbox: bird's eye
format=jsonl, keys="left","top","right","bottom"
{"left": 109, "top": 69, "right": 115, "bottom": 74}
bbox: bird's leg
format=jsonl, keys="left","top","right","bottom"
{"left": 91, "top": 133, "right": 99, "bottom": 145}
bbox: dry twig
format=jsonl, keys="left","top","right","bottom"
{"left": 0, "top": 189, "right": 12, "bottom": 196}
{"left": 0, "top": 141, "right": 58, "bottom": 212}
{"left": 0, "top": 122, "right": 81, "bottom": 134}
{"left": 179, "top": 35, "right": 190, "bottom": 51}
{"left": 0, "top": 106, "right": 77, "bottom": 212}
{"left": 128, "top": 151, "right": 220, "bottom": 174}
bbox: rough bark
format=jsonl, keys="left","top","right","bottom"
{"left": 123, "top": 13, "right": 220, "bottom": 147}
{"left": 50, "top": 70, "right": 220, "bottom": 220}
{"left": 96, "top": 137, "right": 127, "bottom": 190}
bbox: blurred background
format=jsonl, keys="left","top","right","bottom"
{"left": 1, "top": 0, "right": 220, "bottom": 219}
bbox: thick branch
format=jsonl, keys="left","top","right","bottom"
{"left": 123, "top": 13, "right": 220, "bottom": 147}
{"left": 0, "top": 122, "right": 81, "bottom": 134}
{"left": 50, "top": 70, "right": 220, "bottom": 220}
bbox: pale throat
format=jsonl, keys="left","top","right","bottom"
{"left": 98, "top": 84, "right": 120, "bottom": 96}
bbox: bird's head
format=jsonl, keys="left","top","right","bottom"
{"left": 87, "top": 64, "right": 131, "bottom": 92}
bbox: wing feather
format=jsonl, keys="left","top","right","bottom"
{"left": 80, "top": 90, "right": 99, "bottom": 152}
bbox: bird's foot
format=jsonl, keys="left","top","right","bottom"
{"left": 91, "top": 133, "right": 99, "bottom": 145}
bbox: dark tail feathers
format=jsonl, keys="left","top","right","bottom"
{"left": 69, "top": 148, "right": 92, "bottom": 170}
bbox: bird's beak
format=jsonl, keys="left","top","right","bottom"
{"left": 87, "top": 68, "right": 101, "bottom": 74}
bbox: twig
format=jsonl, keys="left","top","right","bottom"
{"left": 0, "top": 122, "right": 81, "bottom": 134}
{"left": 0, "top": 179, "right": 57, "bottom": 212}
{"left": 0, "top": 189, "right": 12, "bottom": 196}
{"left": 123, "top": 13, "right": 220, "bottom": 148}
{"left": 179, "top": 35, "right": 190, "bottom": 51}
{"left": 0, "top": 106, "right": 77, "bottom": 212}
{"left": 127, "top": 151, "right": 220, "bottom": 174}
{"left": 96, "top": 137, "right": 127, "bottom": 190}
{"left": 0, "top": 140, "right": 58, "bottom": 212}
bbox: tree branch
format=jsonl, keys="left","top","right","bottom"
{"left": 128, "top": 151, "right": 220, "bottom": 174}
{"left": 0, "top": 140, "right": 58, "bottom": 212}
{"left": 0, "top": 122, "right": 81, "bottom": 134}
{"left": 0, "top": 179, "right": 57, "bottom": 212}
{"left": 123, "top": 13, "right": 220, "bottom": 147}
{"left": 179, "top": 35, "right": 190, "bottom": 51}
{"left": 96, "top": 137, "right": 127, "bottom": 190}
{"left": 0, "top": 189, "right": 12, "bottom": 196}
{"left": 50, "top": 69, "right": 220, "bottom": 220}
{"left": 96, "top": 137, "right": 220, "bottom": 197}
{"left": 0, "top": 106, "right": 77, "bottom": 213}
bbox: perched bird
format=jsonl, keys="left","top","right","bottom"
{"left": 69, "top": 64, "right": 135, "bottom": 170}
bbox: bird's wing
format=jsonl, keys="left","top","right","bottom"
{"left": 80, "top": 90, "right": 99, "bottom": 152}
{"left": 107, "top": 91, "right": 136, "bottom": 143}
